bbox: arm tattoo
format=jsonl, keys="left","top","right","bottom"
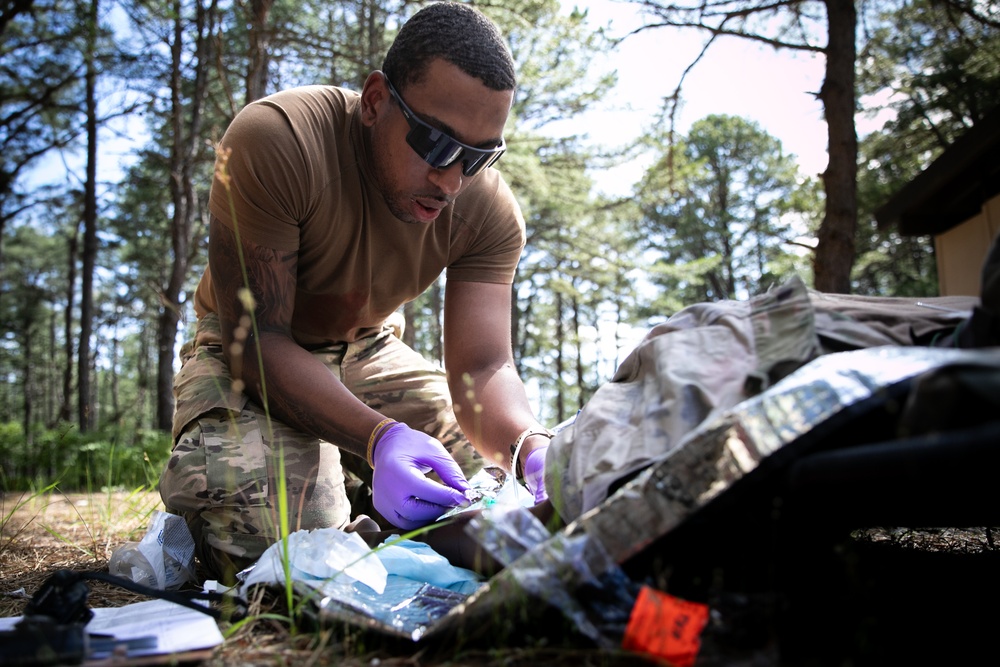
{"left": 210, "top": 218, "right": 297, "bottom": 336}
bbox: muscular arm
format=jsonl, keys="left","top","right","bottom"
{"left": 443, "top": 280, "right": 550, "bottom": 474}
{"left": 209, "top": 216, "right": 385, "bottom": 458}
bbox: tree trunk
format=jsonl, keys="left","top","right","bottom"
{"left": 245, "top": 0, "right": 273, "bottom": 104}
{"left": 78, "top": 0, "right": 99, "bottom": 432}
{"left": 60, "top": 229, "right": 77, "bottom": 424}
{"left": 430, "top": 279, "right": 442, "bottom": 363}
{"left": 572, "top": 295, "right": 584, "bottom": 412}
{"left": 814, "top": 0, "right": 858, "bottom": 293}
{"left": 361, "top": 0, "right": 384, "bottom": 77}
{"left": 21, "top": 316, "right": 34, "bottom": 447}
{"left": 157, "top": 0, "right": 213, "bottom": 431}
{"left": 510, "top": 281, "right": 520, "bottom": 367}
{"left": 139, "top": 322, "right": 152, "bottom": 429}
{"left": 555, "top": 290, "right": 565, "bottom": 423}
{"left": 403, "top": 301, "right": 416, "bottom": 348}
{"left": 157, "top": 0, "right": 187, "bottom": 432}
{"left": 512, "top": 278, "right": 533, "bottom": 375}
{"left": 110, "top": 326, "right": 120, "bottom": 422}
{"left": 48, "top": 310, "right": 56, "bottom": 424}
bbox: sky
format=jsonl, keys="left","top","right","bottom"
{"left": 554, "top": 0, "right": 843, "bottom": 196}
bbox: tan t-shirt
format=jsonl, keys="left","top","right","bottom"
{"left": 193, "top": 85, "right": 526, "bottom": 345}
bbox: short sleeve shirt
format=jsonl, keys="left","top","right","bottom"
{"left": 193, "top": 85, "right": 526, "bottom": 345}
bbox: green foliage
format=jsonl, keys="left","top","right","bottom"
{"left": 265, "top": 0, "right": 399, "bottom": 92}
{"left": 495, "top": 0, "right": 617, "bottom": 131}
{"left": 0, "top": 0, "right": 89, "bottom": 218}
{"left": 635, "top": 114, "right": 821, "bottom": 310}
{"left": 851, "top": 227, "right": 938, "bottom": 297}
{"left": 403, "top": 279, "right": 444, "bottom": 364}
{"left": 854, "top": 131, "right": 939, "bottom": 296}
{"left": 0, "top": 421, "right": 171, "bottom": 491}
{"left": 853, "top": 0, "right": 1000, "bottom": 296}
{"left": 858, "top": 0, "right": 1000, "bottom": 149}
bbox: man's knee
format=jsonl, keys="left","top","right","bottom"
{"left": 160, "top": 408, "right": 353, "bottom": 579}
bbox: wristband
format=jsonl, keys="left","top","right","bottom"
{"left": 366, "top": 418, "right": 396, "bottom": 468}
{"left": 509, "top": 428, "right": 553, "bottom": 484}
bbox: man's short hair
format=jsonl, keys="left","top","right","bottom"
{"left": 382, "top": 2, "right": 516, "bottom": 92}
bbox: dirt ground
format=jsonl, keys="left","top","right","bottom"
{"left": 3, "top": 491, "right": 999, "bottom": 666}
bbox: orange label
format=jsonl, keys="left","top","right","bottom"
{"left": 621, "top": 586, "right": 710, "bottom": 667}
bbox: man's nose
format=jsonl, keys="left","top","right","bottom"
{"left": 428, "top": 162, "right": 463, "bottom": 196}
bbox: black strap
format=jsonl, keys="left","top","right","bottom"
{"left": 23, "top": 569, "right": 243, "bottom": 623}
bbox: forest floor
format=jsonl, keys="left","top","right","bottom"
{"left": 0, "top": 490, "right": 664, "bottom": 666}
{"left": 3, "top": 490, "right": 999, "bottom": 666}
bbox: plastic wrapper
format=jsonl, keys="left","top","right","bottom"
{"left": 312, "top": 505, "right": 638, "bottom": 648}
{"left": 475, "top": 528, "right": 640, "bottom": 648}
{"left": 239, "top": 529, "right": 484, "bottom": 642}
{"left": 240, "top": 528, "right": 389, "bottom": 595}
{"left": 437, "top": 465, "right": 534, "bottom": 520}
{"left": 374, "top": 539, "right": 481, "bottom": 595}
{"left": 315, "top": 575, "right": 470, "bottom": 642}
{"left": 109, "top": 511, "right": 196, "bottom": 590}
{"left": 464, "top": 506, "right": 551, "bottom": 568}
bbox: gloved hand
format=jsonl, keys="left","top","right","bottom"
{"left": 523, "top": 445, "right": 549, "bottom": 504}
{"left": 371, "top": 422, "right": 471, "bottom": 530}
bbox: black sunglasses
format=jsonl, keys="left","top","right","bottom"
{"left": 383, "top": 75, "right": 506, "bottom": 177}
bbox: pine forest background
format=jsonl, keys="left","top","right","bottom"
{"left": 2, "top": 0, "right": 999, "bottom": 491}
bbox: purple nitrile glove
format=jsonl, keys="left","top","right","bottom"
{"left": 523, "top": 445, "right": 549, "bottom": 504}
{"left": 371, "top": 422, "right": 471, "bottom": 530}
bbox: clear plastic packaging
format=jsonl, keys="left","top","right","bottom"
{"left": 107, "top": 511, "right": 197, "bottom": 590}
{"left": 109, "top": 542, "right": 158, "bottom": 588}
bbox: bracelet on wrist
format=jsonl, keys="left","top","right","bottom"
{"left": 366, "top": 418, "right": 396, "bottom": 468}
{"left": 508, "top": 428, "right": 553, "bottom": 485}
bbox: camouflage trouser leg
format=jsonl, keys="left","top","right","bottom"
{"left": 160, "top": 407, "right": 349, "bottom": 582}
{"left": 159, "top": 314, "right": 482, "bottom": 582}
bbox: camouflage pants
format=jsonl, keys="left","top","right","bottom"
{"left": 158, "top": 313, "right": 482, "bottom": 582}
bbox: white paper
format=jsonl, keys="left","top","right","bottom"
{"left": 0, "top": 598, "right": 224, "bottom": 658}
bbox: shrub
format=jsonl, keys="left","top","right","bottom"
{"left": 0, "top": 421, "right": 172, "bottom": 491}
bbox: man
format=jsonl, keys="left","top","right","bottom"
{"left": 159, "top": 2, "right": 553, "bottom": 582}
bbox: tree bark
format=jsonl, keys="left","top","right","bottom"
{"left": 403, "top": 301, "right": 416, "bottom": 348}
{"left": 244, "top": 0, "right": 273, "bottom": 104}
{"left": 78, "top": 0, "right": 99, "bottom": 432}
{"left": 573, "top": 294, "right": 584, "bottom": 412}
{"left": 156, "top": 0, "right": 214, "bottom": 431}
{"left": 430, "top": 280, "right": 443, "bottom": 363}
{"left": 555, "top": 290, "right": 565, "bottom": 423}
{"left": 814, "top": 0, "right": 858, "bottom": 293}
{"left": 60, "top": 229, "right": 77, "bottom": 424}
{"left": 22, "top": 311, "right": 34, "bottom": 447}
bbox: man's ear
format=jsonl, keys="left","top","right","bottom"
{"left": 360, "top": 71, "right": 388, "bottom": 126}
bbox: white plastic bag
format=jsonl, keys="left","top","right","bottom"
{"left": 240, "top": 528, "right": 389, "bottom": 595}
{"left": 109, "top": 510, "right": 197, "bottom": 590}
